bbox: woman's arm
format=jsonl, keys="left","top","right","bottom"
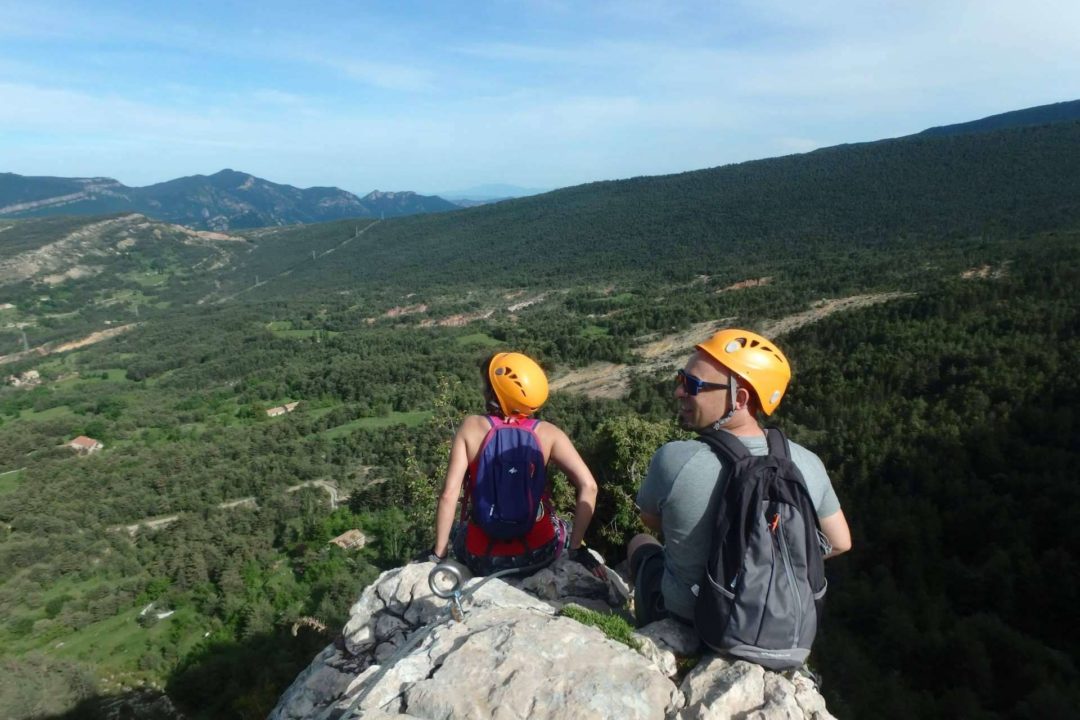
{"left": 433, "top": 422, "right": 472, "bottom": 558}
{"left": 546, "top": 426, "right": 599, "bottom": 551}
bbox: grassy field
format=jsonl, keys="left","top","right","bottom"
{"left": 46, "top": 605, "right": 209, "bottom": 686}
{"left": 454, "top": 332, "right": 501, "bottom": 347}
{"left": 96, "top": 288, "right": 152, "bottom": 309}
{"left": 320, "top": 411, "right": 431, "bottom": 438}
{"left": 123, "top": 271, "right": 169, "bottom": 288}
{"left": 2, "top": 576, "right": 148, "bottom": 656}
{"left": 580, "top": 292, "right": 636, "bottom": 306}
{"left": 18, "top": 404, "right": 74, "bottom": 422}
{"left": 54, "top": 368, "right": 130, "bottom": 386}
{"left": 267, "top": 320, "right": 341, "bottom": 340}
{"left": 306, "top": 403, "right": 344, "bottom": 419}
{"left": 1, "top": 565, "right": 217, "bottom": 689}
{"left": 0, "top": 467, "right": 22, "bottom": 495}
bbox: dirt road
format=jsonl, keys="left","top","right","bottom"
{"left": 551, "top": 292, "right": 912, "bottom": 399}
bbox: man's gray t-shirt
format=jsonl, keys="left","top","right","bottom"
{"left": 636, "top": 434, "right": 841, "bottom": 620}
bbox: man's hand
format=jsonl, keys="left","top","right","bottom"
{"left": 569, "top": 547, "right": 607, "bottom": 579}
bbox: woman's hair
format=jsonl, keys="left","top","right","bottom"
{"left": 479, "top": 353, "right": 500, "bottom": 412}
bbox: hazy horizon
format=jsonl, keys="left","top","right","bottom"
{"left": 2, "top": 0, "right": 1078, "bottom": 194}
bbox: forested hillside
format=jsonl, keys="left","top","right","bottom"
{"left": 780, "top": 233, "right": 1080, "bottom": 717}
{"left": 0, "top": 112, "right": 1078, "bottom": 719}
{"left": 0, "top": 214, "right": 248, "bottom": 356}
{"left": 205, "top": 119, "right": 1080, "bottom": 300}
{"left": 917, "top": 98, "right": 1080, "bottom": 137}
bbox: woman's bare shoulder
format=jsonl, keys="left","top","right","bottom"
{"left": 532, "top": 419, "right": 571, "bottom": 449}
{"left": 459, "top": 414, "right": 493, "bottom": 433}
{"left": 532, "top": 419, "right": 564, "bottom": 437}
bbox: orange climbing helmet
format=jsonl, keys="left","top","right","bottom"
{"left": 696, "top": 329, "right": 791, "bottom": 415}
{"left": 487, "top": 352, "right": 549, "bottom": 418}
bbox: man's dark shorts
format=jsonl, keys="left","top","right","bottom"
{"left": 630, "top": 543, "right": 692, "bottom": 628}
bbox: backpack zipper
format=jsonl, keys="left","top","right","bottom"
{"left": 774, "top": 512, "right": 802, "bottom": 647}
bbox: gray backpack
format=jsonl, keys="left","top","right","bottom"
{"left": 694, "top": 428, "right": 829, "bottom": 670}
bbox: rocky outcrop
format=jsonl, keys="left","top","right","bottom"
{"left": 270, "top": 560, "right": 835, "bottom": 719}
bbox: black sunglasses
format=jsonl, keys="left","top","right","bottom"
{"left": 676, "top": 369, "right": 730, "bottom": 396}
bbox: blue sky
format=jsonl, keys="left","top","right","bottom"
{"left": 2, "top": 0, "right": 1078, "bottom": 195}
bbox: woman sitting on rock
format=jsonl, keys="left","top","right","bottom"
{"left": 429, "top": 351, "right": 605, "bottom": 578}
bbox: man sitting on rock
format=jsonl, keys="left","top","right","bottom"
{"left": 628, "top": 329, "right": 851, "bottom": 627}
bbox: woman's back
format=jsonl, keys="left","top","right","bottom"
{"left": 431, "top": 352, "right": 603, "bottom": 578}
{"left": 456, "top": 414, "right": 563, "bottom": 467}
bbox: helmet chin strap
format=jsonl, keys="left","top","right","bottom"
{"left": 710, "top": 377, "right": 740, "bottom": 431}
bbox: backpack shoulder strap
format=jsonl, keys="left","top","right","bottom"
{"left": 763, "top": 426, "right": 791, "bottom": 460}
{"left": 462, "top": 416, "right": 502, "bottom": 523}
{"left": 697, "top": 427, "right": 752, "bottom": 464}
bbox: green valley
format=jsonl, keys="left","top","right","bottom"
{"left": 0, "top": 111, "right": 1078, "bottom": 719}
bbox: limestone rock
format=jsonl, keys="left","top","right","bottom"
{"left": 635, "top": 618, "right": 701, "bottom": 657}
{"left": 271, "top": 561, "right": 835, "bottom": 720}
{"left": 791, "top": 673, "right": 837, "bottom": 720}
{"left": 679, "top": 656, "right": 765, "bottom": 718}
{"left": 634, "top": 633, "right": 679, "bottom": 678}
{"left": 630, "top": 619, "right": 702, "bottom": 680}
{"left": 400, "top": 608, "right": 679, "bottom": 719}
{"left": 675, "top": 656, "right": 835, "bottom": 720}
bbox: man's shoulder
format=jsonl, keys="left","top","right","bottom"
{"left": 782, "top": 435, "right": 833, "bottom": 492}
{"left": 641, "top": 438, "right": 719, "bottom": 511}
{"left": 655, "top": 438, "right": 712, "bottom": 458}
{"left": 650, "top": 439, "right": 716, "bottom": 476}
{"left": 784, "top": 436, "right": 827, "bottom": 469}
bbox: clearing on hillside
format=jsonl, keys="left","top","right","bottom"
{"left": 551, "top": 292, "right": 912, "bottom": 399}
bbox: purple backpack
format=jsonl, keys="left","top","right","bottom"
{"left": 464, "top": 416, "right": 548, "bottom": 540}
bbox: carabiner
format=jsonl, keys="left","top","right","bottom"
{"left": 428, "top": 561, "right": 464, "bottom": 599}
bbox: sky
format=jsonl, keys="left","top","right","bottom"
{"left": 2, "top": 0, "right": 1079, "bottom": 196}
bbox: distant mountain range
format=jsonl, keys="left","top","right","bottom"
{"left": 0, "top": 169, "right": 461, "bottom": 231}
{"left": 436, "top": 184, "right": 550, "bottom": 206}
{"left": 3, "top": 100, "right": 1077, "bottom": 237}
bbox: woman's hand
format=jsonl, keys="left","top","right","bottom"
{"left": 569, "top": 546, "right": 607, "bottom": 579}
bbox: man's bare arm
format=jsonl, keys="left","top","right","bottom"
{"left": 819, "top": 509, "right": 852, "bottom": 559}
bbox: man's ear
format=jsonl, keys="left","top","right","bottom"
{"left": 734, "top": 385, "right": 754, "bottom": 411}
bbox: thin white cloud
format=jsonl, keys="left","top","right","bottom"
{"left": 318, "top": 58, "right": 436, "bottom": 93}
{"left": 2, "top": 0, "right": 1079, "bottom": 191}
{"left": 246, "top": 89, "right": 311, "bottom": 107}
{"left": 454, "top": 41, "right": 596, "bottom": 65}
